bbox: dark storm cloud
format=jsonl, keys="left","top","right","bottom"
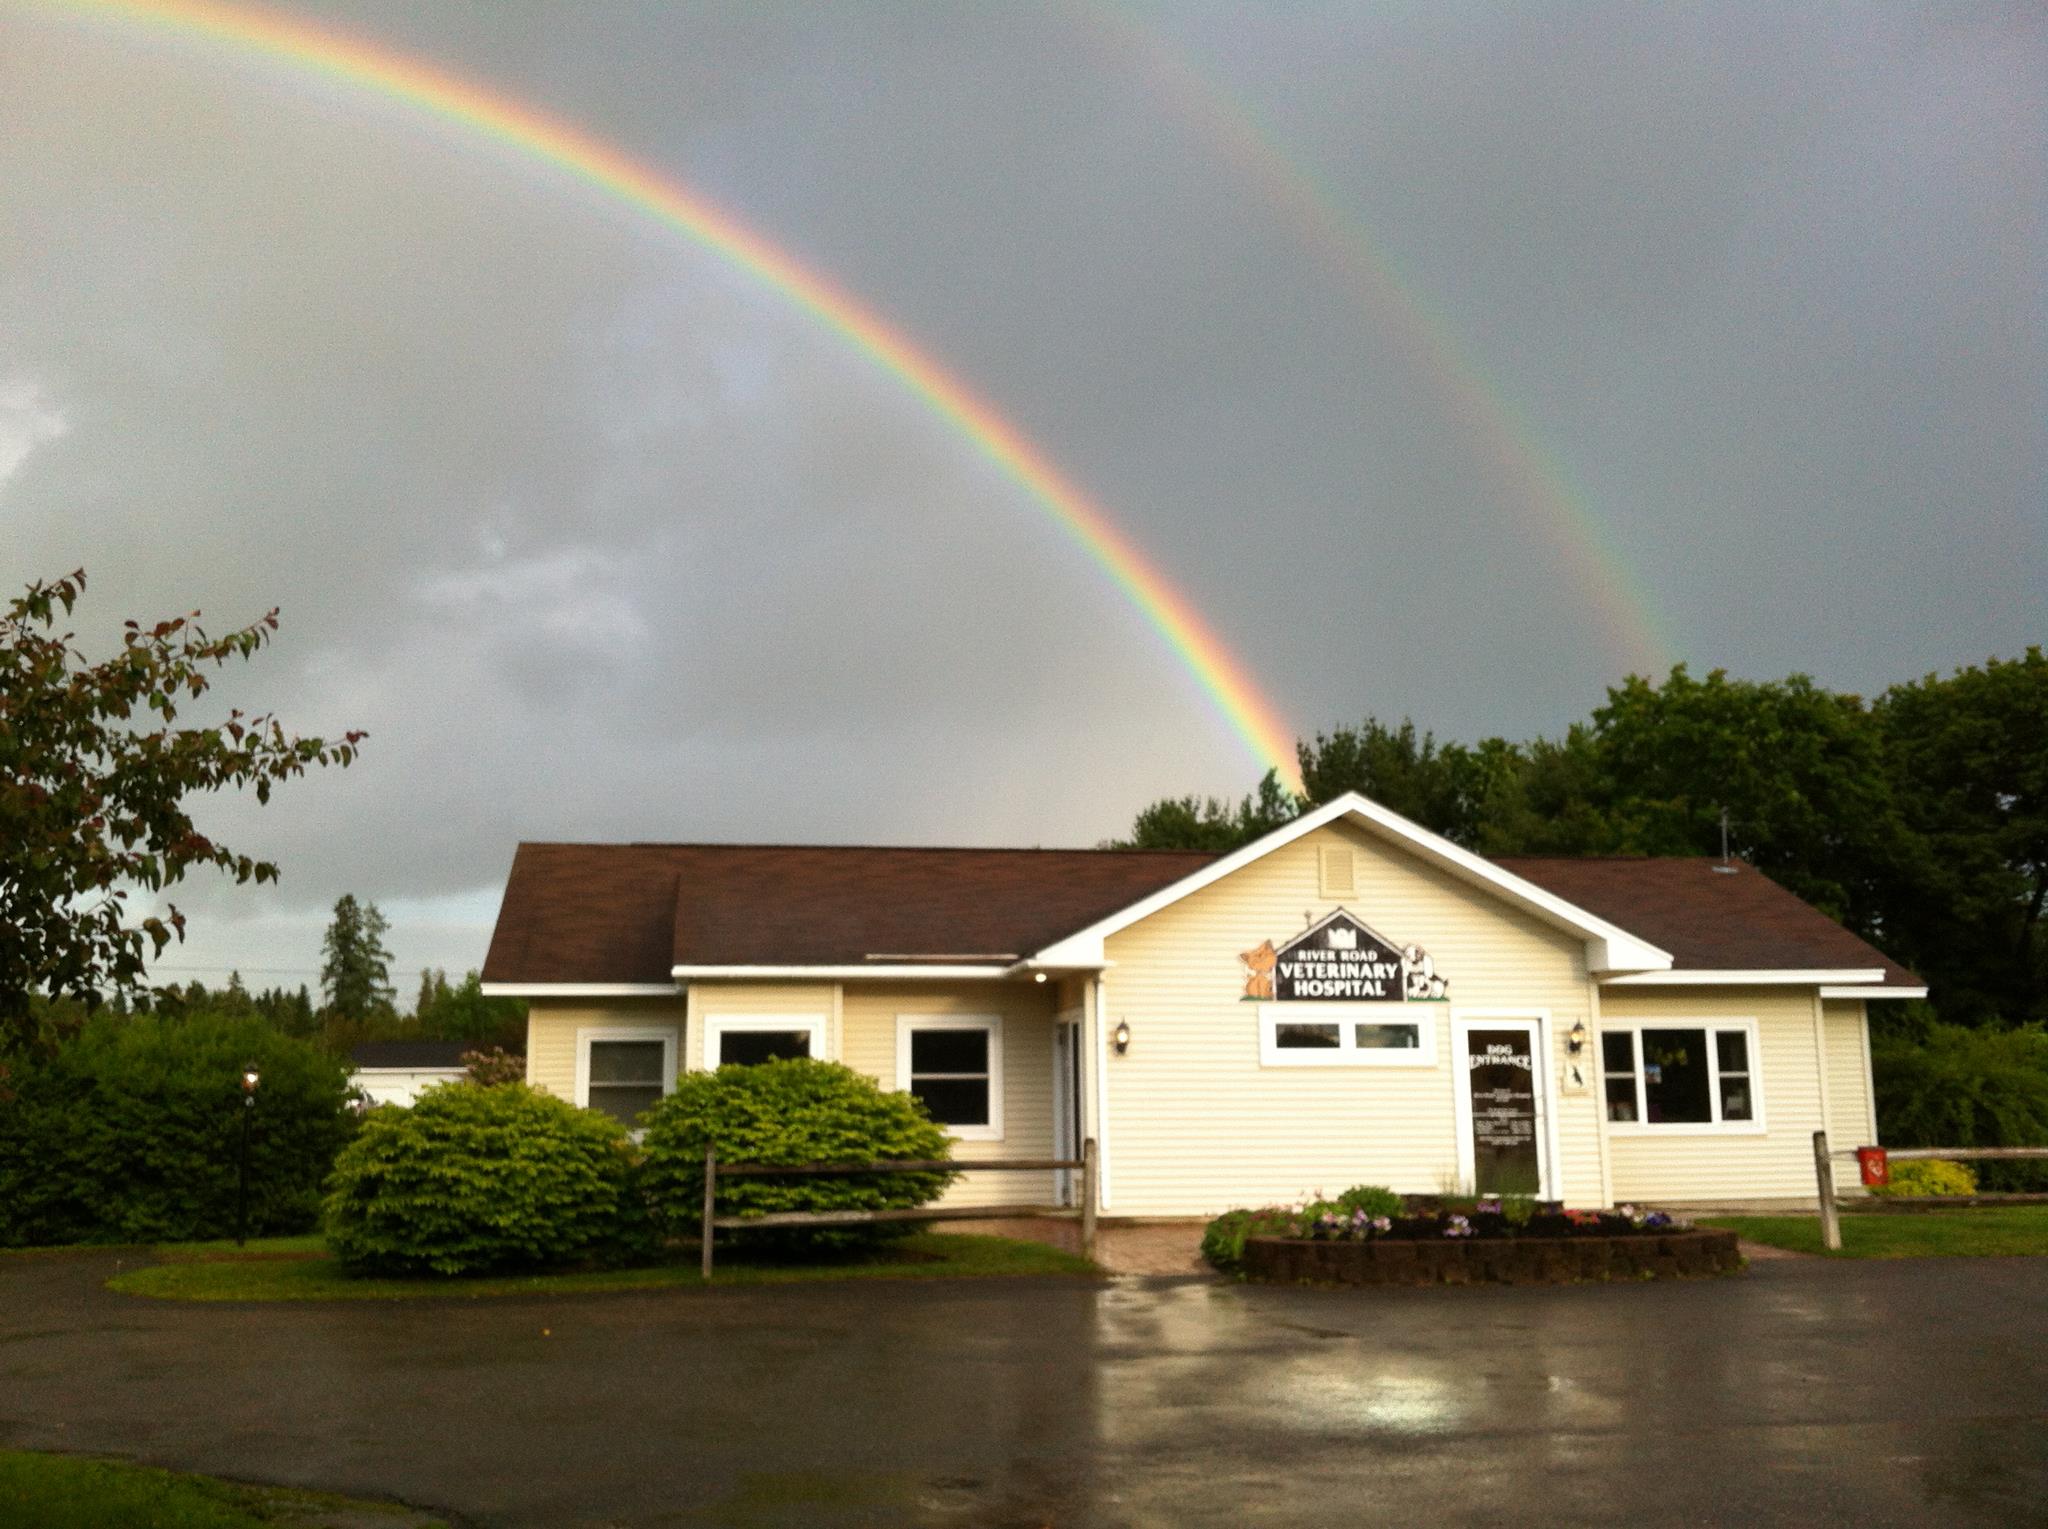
{"left": 1, "top": 1, "right": 2040, "bottom": 979}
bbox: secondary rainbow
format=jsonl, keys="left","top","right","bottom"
{"left": 36, "top": 0, "right": 1306, "bottom": 793}
{"left": 1080, "top": 3, "right": 1674, "bottom": 671}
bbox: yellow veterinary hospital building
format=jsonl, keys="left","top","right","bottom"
{"left": 480, "top": 793, "right": 1920, "bottom": 1213}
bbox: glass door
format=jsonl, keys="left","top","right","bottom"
{"left": 1456, "top": 1018, "right": 1548, "bottom": 1197}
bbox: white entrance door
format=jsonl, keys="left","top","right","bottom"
{"left": 1052, "top": 1020, "right": 1082, "bottom": 1206}
{"left": 1453, "top": 1015, "right": 1552, "bottom": 1199}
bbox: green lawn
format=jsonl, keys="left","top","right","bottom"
{"left": 1704, "top": 1206, "right": 2048, "bottom": 1258}
{"left": 106, "top": 1232, "right": 1098, "bottom": 1301}
{"left": 0, "top": 1450, "right": 440, "bottom": 1528}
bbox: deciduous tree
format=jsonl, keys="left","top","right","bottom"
{"left": 0, "top": 570, "right": 362, "bottom": 1046}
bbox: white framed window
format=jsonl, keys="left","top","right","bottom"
{"left": 895, "top": 1015, "right": 1003, "bottom": 1140}
{"left": 705, "top": 1013, "right": 827, "bottom": 1069}
{"left": 1600, "top": 1020, "right": 1765, "bottom": 1134}
{"left": 1257, "top": 1004, "right": 1438, "bottom": 1067}
{"left": 574, "top": 1027, "right": 677, "bottom": 1129}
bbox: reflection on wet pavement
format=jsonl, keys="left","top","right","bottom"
{"left": 1, "top": 1252, "right": 2043, "bottom": 1526}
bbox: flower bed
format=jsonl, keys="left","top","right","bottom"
{"left": 1243, "top": 1226, "right": 1741, "bottom": 1286}
{"left": 1209, "top": 1191, "right": 1742, "bottom": 1286}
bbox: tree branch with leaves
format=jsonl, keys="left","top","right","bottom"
{"left": 0, "top": 569, "right": 364, "bottom": 1042}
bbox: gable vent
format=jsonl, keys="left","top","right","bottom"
{"left": 1318, "top": 845, "right": 1357, "bottom": 898}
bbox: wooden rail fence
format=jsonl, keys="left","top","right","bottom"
{"left": 700, "top": 1138, "right": 1096, "bottom": 1278}
{"left": 1812, "top": 1131, "right": 2048, "bottom": 1251}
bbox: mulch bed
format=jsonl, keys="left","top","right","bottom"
{"left": 1243, "top": 1227, "right": 1742, "bottom": 1286}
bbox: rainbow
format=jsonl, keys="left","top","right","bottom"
{"left": 1080, "top": 3, "right": 1674, "bottom": 672}
{"left": 31, "top": 0, "right": 1307, "bottom": 793}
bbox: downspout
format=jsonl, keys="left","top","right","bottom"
{"left": 1857, "top": 1000, "right": 1878, "bottom": 1145}
{"left": 1811, "top": 988, "right": 1834, "bottom": 1144}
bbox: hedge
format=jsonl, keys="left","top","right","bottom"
{"left": 0, "top": 1012, "right": 356, "bottom": 1247}
{"left": 639, "top": 1058, "right": 957, "bottom": 1252}
{"left": 323, "top": 1083, "right": 646, "bottom": 1276}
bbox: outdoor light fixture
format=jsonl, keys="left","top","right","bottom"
{"left": 1567, "top": 1021, "right": 1588, "bottom": 1056}
{"left": 236, "top": 1062, "right": 260, "bottom": 1247}
{"left": 1033, "top": 971, "right": 1048, "bottom": 984}
{"left": 1113, "top": 1020, "right": 1131, "bottom": 1055}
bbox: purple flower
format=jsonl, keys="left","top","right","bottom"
{"left": 1444, "top": 1215, "right": 1474, "bottom": 1239}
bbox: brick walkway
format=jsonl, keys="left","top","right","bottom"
{"left": 948, "top": 1216, "right": 1211, "bottom": 1276}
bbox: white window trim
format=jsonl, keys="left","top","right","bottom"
{"left": 573, "top": 1027, "right": 679, "bottom": 1126}
{"left": 1257, "top": 1003, "right": 1439, "bottom": 1068}
{"left": 1600, "top": 1018, "right": 1767, "bottom": 1136}
{"left": 704, "top": 1013, "right": 829, "bottom": 1069}
{"left": 896, "top": 1014, "right": 1004, "bottom": 1141}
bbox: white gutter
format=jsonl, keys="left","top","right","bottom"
{"left": 670, "top": 964, "right": 1010, "bottom": 981}
{"left": 479, "top": 982, "right": 676, "bottom": 997}
{"left": 1819, "top": 984, "right": 1928, "bottom": 1000}
{"left": 1601, "top": 968, "right": 1884, "bottom": 988}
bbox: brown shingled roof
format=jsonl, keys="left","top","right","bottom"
{"left": 482, "top": 843, "right": 1214, "bottom": 982}
{"left": 1495, "top": 856, "right": 1920, "bottom": 984}
{"left": 481, "top": 839, "right": 1919, "bottom": 987}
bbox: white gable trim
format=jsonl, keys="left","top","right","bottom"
{"left": 1030, "top": 793, "right": 1674, "bottom": 974}
{"left": 1819, "top": 984, "right": 1927, "bottom": 1000}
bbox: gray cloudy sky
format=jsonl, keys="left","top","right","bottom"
{"left": 2, "top": 1, "right": 2042, "bottom": 994}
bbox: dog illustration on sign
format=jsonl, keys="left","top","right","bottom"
{"left": 1402, "top": 944, "right": 1449, "bottom": 1001}
{"left": 1239, "top": 939, "right": 1278, "bottom": 1000}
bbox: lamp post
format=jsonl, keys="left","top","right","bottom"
{"left": 237, "top": 1063, "right": 260, "bottom": 1247}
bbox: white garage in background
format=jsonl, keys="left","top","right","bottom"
{"left": 348, "top": 1041, "right": 470, "bottom": 1107}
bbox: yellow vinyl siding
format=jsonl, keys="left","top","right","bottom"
{"left": 840, "top": 982, "right": 1060, "bottom": 1209}
{"left": 524, "top": 996, "right": 687, "bottom": 1102}
{"left": 1824, "top": 998, "right": 1876, "bottom": 1149}
{"left": 1100, "top": 820, "right": 1599, "bottom": 1216}
{"left": 1600, "top": 988, "right": 1831, "bottom": 1204}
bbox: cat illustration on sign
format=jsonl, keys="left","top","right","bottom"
{"left": 1239, "top": 939, "right": 1278, "bottom": 1000}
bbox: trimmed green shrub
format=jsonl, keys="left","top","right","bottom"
{"left": 1334, "top": 1185, "right": 1404, "bottom": 1220}
{"left": 1870, "top": 1159, "right": 1978, "bottom": 1197}
{"left": 1199, "top": 1206, "right": 1293, "bottom": 1275}
{"left": 638, "top": 1058, "right": 956, "bottom": 1252}
{"left": 1874, "top": 1023, "right": 2048, "bottom": 1191}
{"left": 0, "top": 1012, "right": 355, "bottom": 1247}
{"left": 324, "top": 1084, "right": 645, "bottom": 1275}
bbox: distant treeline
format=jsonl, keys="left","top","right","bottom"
{"left": 1112, "top": 653, "right": 2046, "bottom": 1029}
{"left": 24, "top": 893, "right": 525, "bottom": 1058}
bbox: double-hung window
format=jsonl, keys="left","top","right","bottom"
{"left": 1601, "top": 1022, "right": 1761, "bottom": 1131}
{"left": 576, "top": 1029, "right": 677, "bottom": 1129}
{"left": 896, "top": 1016, "right": 1002, "bottom": 1140}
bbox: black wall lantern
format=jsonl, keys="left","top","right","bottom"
{"left": 237, "top": 1062, "right": 260, "bottom": 1247}
{"left": 1567, "top": 1020, "right": 1588, "bottom": 1056}
{"left": 1113, "top": 1020, "right": 1131, "bottom": 1055}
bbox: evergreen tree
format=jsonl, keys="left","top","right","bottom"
{"left": 319, "top": 895, "right": 395, "bottom": 1022}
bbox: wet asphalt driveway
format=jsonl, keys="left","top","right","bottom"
{"left": 3, "top": 1250, "right": 2044, "bottom": 1527}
